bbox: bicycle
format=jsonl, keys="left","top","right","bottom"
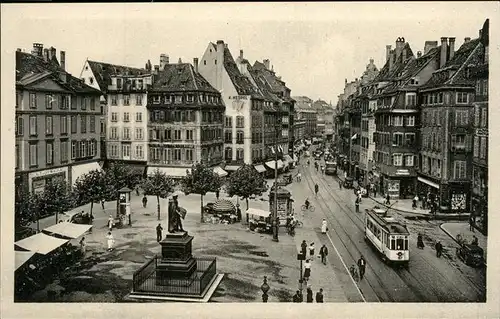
{"left": 349, "top": 265, "right": 359, "bottom": 282}
{"left": 294, "top": 220, "right": 304, "bottom": 228}
{"left": 301, "top": 204, "right": 315, "bottom": 212}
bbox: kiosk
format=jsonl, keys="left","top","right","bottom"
{"left": 269, "top": 185, "right": 292, "bottom": 227}
{"left": 118, "top": 187, "right": 132, "bottom": 226}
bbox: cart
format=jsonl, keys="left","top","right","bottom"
{"left": 247, "top": 208, "right": 272, "bottom": 234}
{"left": 344, "top": 177, "right": 354, "bottom": 189}
{"left": 456, "top": 243, "right": 485, "bottom": 267}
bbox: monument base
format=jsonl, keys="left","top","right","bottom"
{"left": 156, "top": 231, "right": 197, "bottom": 281}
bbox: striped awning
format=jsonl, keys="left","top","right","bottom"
{"left": 265, "top": 160, "right": 284, "bottom": 170}
{"left": 147, "top": 166, "right": 191, "bottom": 178}
{"left": 213, "top": 166, "right": 228, "bottom": 177}
{"left": 254, "top": 165, "right": 267, "bottom": 173}
{"left": 224, "top": 165, "right": 241, "bottom": 172}
{"left": 213, "top": 199, "right": 235, "bottom": 212}
{"left": 284, "top": 154, "right": 294, "bottom": 163}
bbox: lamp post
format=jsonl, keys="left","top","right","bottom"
{"left": 261, "top": 276, "right": 270, "bottom": 302}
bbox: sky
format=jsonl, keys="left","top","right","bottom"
{"left": 1, "top": 2, "right": 496, "bottom": 104}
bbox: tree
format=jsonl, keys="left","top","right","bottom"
{"left": 181, "top": 162, "right": 222, "bottom": 222}
{"left": 73, "top": 169, "right": 107, "bottom": 218}
{"left": 103, "top": 162, "right": 142, "bottom": 217}
{"left": 225, "top": 164, "right": 266, "bottom": 210}
{"left": 142, "top": 169, "right": 175, "bottom": 220}
{"left": 38, "top": 178, "right": 72, "bottom": 224}
{"left": 15, "top": 189, "right": 40, "bottom": 239}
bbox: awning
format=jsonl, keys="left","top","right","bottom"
{"left": 284, "top": 154, "right": 294, "bottom": 163}
{"left": 265, "top": 160, "right": 284, "bottom": 170}
{"left": 293, "top": 154, "right": 298, "bottom": 163}
{"left": 246, "top": 208, "right": 271, "bottom": 218}
{"left": 15, "top": 233, "right": 69, "bottom": 255}
{"left": 15, "top": 251, "right": 35, "bottom": 271}
{"left": 224, "top": 165, "right": 241, "bottom": 172}
{"left": 351, "top": 134, "right": 358, "bottom": 140}
{"left": 213, "top": 199, "right": 235, "bottom": 212}
{"left": 418, "top": 176, "right": 440, "bottom": 189}
{"left": 71, "top": 161, "right": 102, "bottom": 185}
{"left": 147, "top": 166, "right": 191, "bottom": 178}
{"left": 254, "top": 165, "right": 267, "bottom": 173}
{"left": 213, "top": 166, "right": 228, "bottom": 177}
{"left": 42, "top": 222, "right": 92, "bottom": 239}
{"left": 282, "top": 159, "right": 289, "bottom": 168}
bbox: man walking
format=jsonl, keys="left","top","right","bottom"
{"left": 156, "top": 223, "right": 163, "bottom": 242}
{"left": 309, "top": 242, "right": 315, "bottom": 261}
{"left": 319, "top": 244, "right": 328, "bottom": 265}
{"left": 306, "top": 287, "right": 313, "bottom": 303}
{"left": 338, "top": 180, "right": 343, "bottom": 189}
{"left": 385, "top": 194, "right": 391, "bottom": 205}
{"left": 469, "top": 216, "right": 475, "bottom": 232}
{"left": 301, "top": 240, "right": 307, "bottom": 257}
{"left": 315, "top": 288, "right": 324, "bottom": 303}
{"left": 142, "top": 195, "right": 148, "bottom": 208}
{"left": 435, "top": 241, "right": 443, "bottom": 258}
{"left": 357, "top": 255, "right": 366, "bottom": 280}
{"left": 355, "top": 197, "right": 360, "bottom": 213}
{"left": 314, "top": 184, "right": 319, "bottom": 198}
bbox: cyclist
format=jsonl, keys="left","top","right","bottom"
{"left": 314, "top": 184, "right": 319, "bottom": 197}
{"left": 304, "top": 198, "right": 310, "bottom": 210}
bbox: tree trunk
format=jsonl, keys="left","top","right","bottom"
{"left": 246, "top": 198, "right": 249, "bottom": 210}
{"left": 200, "top": 195, "right": 204, "bottom": 223}
{"left": 157, "top": 195, "right": 161, "bottom": 221}
{"left": 90, "top": 201, "right": 94, "bottom": 216}
{"left": 116, "top": 198, "right": 120, "bottom": 218}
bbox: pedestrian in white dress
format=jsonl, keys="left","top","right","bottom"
{"left": 108, "top": 215, "right": 114, "bottom": 231}
{"left": 106, "top": 232, "right": 115, "bottom": 251}
{"left": 321, "top": 219, "right": 328, "bottom": 234}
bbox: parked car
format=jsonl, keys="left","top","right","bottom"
{"left": 456, "top": 243, "right": 485, "bottom": 267}
{"left": 344, "top": 177, "right": 354, "bottom": 189}
{"left": 58, "top": 211, "right": 92, "bottom": 224}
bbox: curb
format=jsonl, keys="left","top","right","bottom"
{"left": 439, "top": 223, "right": 487, "bottom": 267}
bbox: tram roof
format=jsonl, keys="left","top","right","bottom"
{"left": 367, "top": 209, "right": 409, "bottom": 235}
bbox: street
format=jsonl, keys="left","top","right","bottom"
{"left": 290, "top": 148, "right": 486, "bottom": 302}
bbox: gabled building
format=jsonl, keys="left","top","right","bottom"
{"left": 146, "top": 58, "right": 226, "bottom": 178}
{"left": 418, "top": 25, "right": 487, "bottom": 213}
{"left": 16, "top": 43, "right": 102, "bottom": 195}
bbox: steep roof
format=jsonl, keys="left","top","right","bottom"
{"left": 373, "top": 42, "right": 414, "bottom": 83}
{"left": 151, "top": 63, "right": 219, "bottom": 93}
{"left": 87, "top": 60, "right": 146, "bottom": 92}
{"left": 421, "top": 38, "right": 481, "bottom": 89}
{"left": 252, "top": 61, "right": 294, "bottom": 103}
{"left": 16, "top": 51, "right": 101, "bottom": 95}
{"left": 223, "top": 48, "right": 261, "bottom": 97}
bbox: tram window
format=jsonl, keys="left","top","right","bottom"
{"left": 396, "top": 238, "right": 404, "bottom": 250}
{"left": 404, "top": 239, "right": 408, "bottom": 250}
{"left": 390, "top": 239, "right": 395, "bottom": 250}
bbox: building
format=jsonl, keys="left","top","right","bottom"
{"left": 296, "top": 108, "right": 318, "bottom": 138}
{"left": 293, "top": 111, "right": 306, "bottom": 142}
{"left": 418, "top": 27, "right": 486, "bottom": 212}
{"left": 470, "top": 19, "right": 489, "bottom": 232}
{"left": 146, "top": 58, "right": 226, "bottom": 178}
{"left": 312, "top": 99, "right": 334, "bottom": 139}
{"left": 334, "top": 79, "right": 359, "bottom": 160}
{"left": 199, "top": 40, "right": 264, "bottom": 171}
{"left": 15, "top": 43, "right": 102, "bottom": 196}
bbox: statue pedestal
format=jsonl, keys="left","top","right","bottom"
{"left": 156, "top": 232, "right": 197, "bottom": 284}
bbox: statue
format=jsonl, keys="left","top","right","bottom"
{"left": 168, "top": 195, "right": 186, "bottom": 233}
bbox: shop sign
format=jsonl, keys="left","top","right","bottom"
{"left": 395, "top": 169, "right": 410, "bottom": 176}
{"left": 29, "top": 167, "right": 67, "bottom": 179}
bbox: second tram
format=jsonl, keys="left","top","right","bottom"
{"left": 325, "top": 161, "right": 337, "bottom": 175}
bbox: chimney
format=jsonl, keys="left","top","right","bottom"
{"left": 216, "top": 40, "right": 224, "bottom": 53}
{"left": 178, "top": 58, "right": 182, "bottom": 63}
{"left": 32, "top": 43, "right": 43, "bottom": 57}
{"left": 263, "top": 59, "right": 270, "bottom": 70}
{"left": 402, "top": 48, "right": 407, "bottom": 62}
{"left": 16, "top": 48, "right": 21, "bottom": 52}
{"left": 193, "top": 58, "right": 199, "bottom": 73}
{"left": 464, "top": 37, "right": 471, "bottom": 44}
{"left": 386, "top": 45, "right": 392, "bottom": 62}
{"left": 395, "top": 37, "right": 405, "bottom": 58}
{"left": 440, "top": 37, "right": 448, "bottom": 68}
{"left": 159, "top": 54, "right": 169, "bottom": 69}
{"left": 239, "top": 49, "right": 243, "bottom": 59}
{"left": 145, "top": 59, "right": 152, "bottom": 71}
{"left": 417, "top": 51, "right": 422, "bottom": 58}
{"left": 423, "top": 41, "right": 438, "bottom": 55}
{"left": 43, "top": 48, "right": 49, "bottom": 62}
{"left": 48, "top": 46, "right": 56, "bottom": 61}
{"left": 60, "top": 50, "right": 66, "bottom": 70}
{"left": 154, "top": 65, "right": 160, "bottom": 74}
{"left": 389, "top": 50, "right": 395, "bottom": 71}
{"left": 448, "top": 37, "right": 455, "bottom": 61}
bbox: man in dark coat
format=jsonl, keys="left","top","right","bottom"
{"left": 301, "top": 240, "right": 307, "bottom": 257}
{"left": 357, "top": 256, "right": 366, "bottom": 280}
{"left": 315, "top": 288, "right": 324, "bottom": 303}
{"left": 319, "top": 244, "right": 329, "bottom": 265}
{"left": 156, "top": 223, "right": 163, "bottom": 242}
{"left": 306, "top": 287, "right": 313, "bottom": 303}
{"left": 435, "top": 241, "right": 443, "bottom": 258}
{"left": 292, "top": 290, "right": 301, "bottom": 303}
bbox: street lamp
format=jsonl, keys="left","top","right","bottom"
{"left": 261, "top": 276, "right": 270, "bottom": 303}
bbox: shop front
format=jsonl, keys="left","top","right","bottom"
{"left": 447, "top": 181, "right": 471, "bottom": 214}
{"left": 28, "top": 166, "right": 69, "bottom": 194}
{"left": 382, "top": 169, "right": 416, "bottom": 199}
{"left": 70, "top": 160, "right": 102, "bottom": 185}
{"left": 417, "top": 175, "right": 441, "bottom": 209}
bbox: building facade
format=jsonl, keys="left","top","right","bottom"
{"left": 146, "top": 59, "right": 226, "bottom": 178}
{"left": 296, "top": 108, "right": 318, "bottom": 138}
{"left": 15, "top": 43, "right": 102, "bottom": 195}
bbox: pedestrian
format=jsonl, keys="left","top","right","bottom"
{"left": 303, "top": 259, "right": 312, "bottom": 281}
{"left": 314, "top": 184, "right": 319, "bottom": 197}
{"left": 417, "top": 233, "right": 424, "bottom": 249}
{"left": 79, "top": 236, "right": 87, "bottom": 256}
{"left": 357, "top": 256, "right": 366, "bottom": 280}
{"left": 126, "top": 208, "right": 131, "bottom": 226}
{"left": 108, "top": 215, "right": 114, "bottom": 231}
{"left": 471, "top": 235, "right": 479, "bottom": 246}
{"left": 301, "top": 240, "right": 307, "bottom": 257}
{"left": 321, "top": 219, "right": 328, "bottom": 234}
{"left": 215, "top": 189, "right": 220, "bottom": 200}
{"left": 373, "top": 185, "right": 377, "bottom": 198}
{"left": 385, "top": 194, "right": 390, "bottom": 205}
{"left": 88, "top": 211, "right": 94, "bottom": 233}
{"left": 435, "top": 241, "right": 443, "bottom": 258}
{"left": 338, "top": 180, "right": 343, "bottom": 189}
{"left": 101, "top": 199, "right": 105, "bottom": 210}
{"left": 315, "top": 288, "right": 324, "bottom": 303}
{"left": 156, "top": 223, "right": 163, "bottom": 242}
{"left": 319, "top": 244, "right": 328, "bottom": 265}
{"left": 136, "top": 186, "right": 140, "bottom": 196}
{"left": 292, "top": 290, "right": 301, "bottom": 303}
{"left": 298, "top": 290, "right": 304, "bottom": 303}
{"left": 106, "top": 231, "right": 115, "bottom": 251}
{"left": 321, "top": 165, "right": 325, "bottom": 175}
{"left": 309, "top": 242, "right": 315, "bottom": 260}
{"left": 412, "top": 195, "right": 418, "bottom": 209}
{"left": 469, "top": 216, "right": 475, "bottom": 232}
{"left": 306, "top": 287, "right": 313, "bottom": 303}
{"left": 142, "top": 195, "right": 148, "bottom": 208}
{"left": 296, "top": 171, "right": 302, "bottom": 182}
{"left": 358, "top": 190, "right": 362, "bottom": 203}
{"left": 236, "top": 205, "right": 242, "bottom": 222}
{"left": 355, "top": 198, "right": 360, "bottom": 213}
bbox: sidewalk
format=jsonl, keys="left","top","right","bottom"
{"left": 440, "top": 222, "right": 488, "bottom": 262}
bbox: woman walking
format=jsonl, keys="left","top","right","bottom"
{"left": 303, "top": 259, "right": 312, "bottom": 282}
{"left": 321, "top": 219, "right": 328, "bottom": 234}
{"left": 106, "top": 231, "right": 115, "bottom": 251}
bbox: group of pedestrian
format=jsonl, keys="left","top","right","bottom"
{"left": 292, "top": 288, "right": 324, "bottom": 303}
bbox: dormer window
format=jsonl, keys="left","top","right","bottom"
{"left": 175, "top": 95, "right": 182, "bottom": 104}
{"left": 116, "top": 78, "right": 122, "bottom": 89}
{"left": 165, "top": 95, "right": 172, "bottom": 104}
{"left": 187, "top": 95, "right": 194, "bottom": 103}
{"left": 199, "top": 94, "right": 205, "bottom": 103}
{"left": 153, "top": 96, "right": 160, "bottom": 104}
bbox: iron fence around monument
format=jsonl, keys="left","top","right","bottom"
{"left": 132, "top": 256, "right": 217, "bottom": 297}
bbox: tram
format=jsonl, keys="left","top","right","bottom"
{"left": 325, "top": 161, "right": 337, "bottom": 175}
{"left": 364, "top": 207, "right": 410, "bottom": 266}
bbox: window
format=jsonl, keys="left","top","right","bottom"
{"left": 225, "top": 147, "right": 232, "bottom": 160}
{"left": 236, "top": 148, "right": 244, "bottom": 160}
{"left": 29, "top": 93, "right": 37, "bottom": 109}
{"left": 82, "top": 97, "right": 87, "bottom": 110}
{"left": 452, "top": 134, "right": 466, "bottom": 150}
{"left": 29, "top": 116, "right": 37, "bottom": 136}
{"left": 405, "top": 93, "right": 416, "bottom": 107}
{"left": 89, "top": 140, "right": 96, "bottom": 157}
{"left": 236, "top": 116, "right": 245, "bottom": 128}
{"left": 79, "top": 141, "right": 86, "bottom": 158}
{"left": 174, "top": 130, "right": 182, "bottom": 140}
{"left": 473, "top": 136, "right": 480, "bottom": 158}
{"left": 123, "top": 112, "right": 130, "bottom": 122}
{"left": 16, "top": 116, "right": 24, "bottom": 136}
{"left": 456, "top": 92, "right": 468, "bottom": 104}
{"left": 88, "top": 116, "right": 95, "bottom": 133}
{"left": 186, "top": 149, "right": 193, "bottom": 162}
{"left": 225, "top": 116, "right": 232, "bottom": 127}
{"left": 175, "top": 95, "right": 182, "bottom": 104}
{"left": 133, "top": 112, "right": 142, "bottom": 123}
{"left": 45, "top": 116, "right": 53, "bottom": 135}
{"left": 173, "top": 149, "right": 182, "bottom": 161}
{"left": 187, "top": 95, "right": 194, "bottom": 103}
{"left": 110, "top": 127, "right": 118, "bottom": 140}
{"left": 236, "top": 131, "right": 244, "bottom": 144}
{"left": 404, "top": 154, "right": 414, "bottom": 166}
{"left": 100, "top": 120, "right": 106, "bottom": 135}
{"left": 81, "top": 115, "right": 87, "bottom": 133}
{"left": 135, "top": 128, "right": 143, "bottom": 140}
{"left": 122, "top": 144, "right": 131, "bottom": 158}
{"left": 60, "top": 140, "right": 68, "bottom": 162}
{"left": 481, "top": 108, "right": 487, "bottom": 127}
{"left": 111, "top": 95, "right": 117, "bottom": 106}
{"left": 480, "top": 137, "right": 487, "bottom": 159}
{"left": 405, "top": 116, "right": 415, "bottom": 127}
{"left": 405, "top": 133, "right": 415, "bottom": 147}
{"left": 90, "top": 97, "right": 96, "bottom": 111}
{"left": 164, "top": 129, "right": 172, "bottom": 141}
{"left": 70, "top": 115, "right": 77, "bottom": 133}
{"left": 29, "top": 143, "right": 38, "bottom": 166}
{"left": 153, "top": 96, "right": 160, "bottom": 104}
{"left": 16, "top": 92, "right": 21, "bottom": 108}
{"left": 186, "top": 130, "right": 194, "bottom": 141}
{"left": 225, "top": 131, "right": 232, "bottom": 143}
{"left": 453, "top": 160, "right": 467, "bottom": 179}
{"left": 136, "top": 94, "right": 142, "bottom": 105}
{"left": 392, "top": 154, "right": 403, "bottom": 166}
{"left": 111, "top": 112, "right": 118, "bottom": 122}
{"left": 392, "top": 133, "right": 404, "bottom": 146}
{"left": 123, "top": 127, "right": 131, "bottom": 140}
{"left": 123, "top": 95, "right": 130, "bottom": 106}
{"left": 45, "top": 94, "right": 53, "bottom": 109}
{"left": 438, "top": 92, "right": 444, "bottom": 104}
{"left": 455, "top": 110, "right": 469, "bottom": 126}
{"left": 110, "top": 144, "right": 119, "bottom": 158}
{"left": 46, "top": 142, "right": 53, "bottom": 164}
{"left": 392, "top": 116, "right": 403, "bottom": 126}
{"left": 60, "top": 116, "right": 67, "bottom": 135}
{"left": 135, "top": 145, "right": 143, "bottom": 159}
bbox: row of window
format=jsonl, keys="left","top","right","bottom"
{"left": 17, "top": 92, "right": 96, "bottom": 111}
{"left": 225, "top": 116, "right": 245, "bottom": 128}
{"left": 21, "top": 139, "right": 97, "bottom": 168}
{"left": 109, "top": 127, "right": 145, "bottom": 140}
{"left": 422, "top": 92, "right": 469, "bottom": 106}
{"left": 225, "top": 147, "right": 244, "bottom": 161}
{"left": 151, "top": 93, "right": 221, "bottom": 105}
{"left": 149, "top": 147, "right": 194, "bottom": 162}
{"left": 374, "top": 132, "right": 416, "bottom": 147}
{"left": 16, "top": 115, "right": 97, "bottom": 137}
{"left": 473, "top": 136, "right": 488, "bottom": 160}
{"left": 110, "top": 94, "right": 144, "bottom": 106}
{"left": 421, "top": 156, "right": 442, "bottom": 178}
{"left": 374, "top": 151, "right": 415, "bottom": 167}
{"left": 111, "top": 112, "right": 143, "bottom": 123}
{"left": 376, "top": 115, "right": 416, "bottom": 127}
{"left": 251, "top": 149, "right": 264, "bottom": 161}
{"left": 421, "top": 109, "right": 470, "bottom": 127}
{"left": 225, "top": 130, "right": 245, "bottom": 144}
{"left": 149, "top": 128, "right": 196, "bottom": 142}
{"left": 473, "top": 105, "right": 488, "bottom": 128}
{"left": 109, "top": 144, "right": 144, "bottom": 159}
